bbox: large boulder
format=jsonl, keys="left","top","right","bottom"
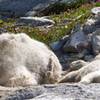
{"left": 0, "top": 0, "right": 56, "bottom": 17}
{"left": 63, "top": 25, "right": 89, "bottom": 53}
{"left": 0, "top": 0, "right": 88, "bottom": 17}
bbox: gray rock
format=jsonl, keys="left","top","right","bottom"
{"left": 16, "top": 17, "right": 55, "bottom": 27}
{"left": 0, "top": 0, "right": 56, "bottom": 17}
{"left": 63, "top": 26, "right": 89, "bottom": 53}
{"left": 0, "top": 0, "right": 88, "bottom": 17}
{"left": 84, "top": 55, "right": 94, "bottom": 61}
{"left": 0, "top": 28, "right": 7, "bottom": 34}
{"left": 83, "top": 13, "right": 100, "bottom": 34}
{"left": 91, "top": 29, "right": 100, "bottom": 55}
{"left": 50, "top": 41, "right": 64, "bottom": 51}
{"left": 83, "top": 19, "right": 97, "bottom": 34}
{"left": 91, "top": 7, "right": 100, "bottom": 15}
{"left": 1, "top": 83, "right": 100, "bottom": 100}
{"left": 50, "top": 35, "right": 69, "bottom": 51}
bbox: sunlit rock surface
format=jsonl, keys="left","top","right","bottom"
{"left": 1, "top": 83, "right": 100, "bottom": 100}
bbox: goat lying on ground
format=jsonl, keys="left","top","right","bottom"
{"left": 0, "top": 33, "right": 62, "bottom": 87}
{"left": 59, "top": 54, "right": 100, "bottom": 84}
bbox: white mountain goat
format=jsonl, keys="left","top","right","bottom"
{"left": 0, "top": 33, "right": 62, "bottom": 87}
{"left": 59, "top": 54, "right": 100, "bottom": 84}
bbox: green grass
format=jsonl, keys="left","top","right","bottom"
{"left": 0, "top": 3, "right": 95, "bottom": 45}
{"left": 40, "top": 0, "right": 89, "bottom": 15}
{"left": 95, "top": 2, "right": 100, "bottom": 7}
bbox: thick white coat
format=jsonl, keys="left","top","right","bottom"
{"left": 0, "top": 33, "right": 62, "bottom": 87}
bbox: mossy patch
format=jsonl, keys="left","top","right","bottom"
{"left": 95, "top": 2, "right": 100, "bottom": 7}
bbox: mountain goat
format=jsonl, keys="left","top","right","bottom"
{"left": 0, "top": 33, "right": 62, "bottom": 87}
{"left": 59, "top": 54, "right": 100, "bottom": 84}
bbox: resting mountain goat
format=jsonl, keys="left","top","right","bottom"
{"left": 59, "top": 54, "right": 100, "bottom": 84}
{"left": 0, "top": 33, "right": 62, "bottom": 87}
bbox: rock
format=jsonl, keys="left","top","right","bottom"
{"left": 83, "top": 19, "right": 97, "bottom": 34}
{"left": 91, "top": 29, "right": 100, "bottom": 55}
{"left": 50, "top": 41, "right": 64, "bottom": 51}
{"left": 0, "top": 0, "right": 89, "bottom": 17}
{"left": 1, "top": 83, "right": 100, "bottom": 99}
{"left": 16, "top": 17, "right": 55, "bottom": 27}
{"left": 83, "top": 12, "right": 100, "bottom": 34}
{"left": 0, "top": 28, "right": 7, "bottom": 34}
{"left": 0, "top": 86, "right": 45, "bottom": 100}
{"left": 0, "top": 0, "right": 56, "bottom": 17}
{"left": 63, "top": 25, "right": 89, "bottom": 53}
{"left": 91, "top": 7, "right": 100, "bottom": 15}
{"left": 50, "top": 35, "right": 69, "bottom": 51}
{"left": 84, "top": 55, "right": 94, "bottom": 61}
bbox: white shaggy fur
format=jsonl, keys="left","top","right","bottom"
{"left": 0, "top": 33, "right": 62, "bottom": 87}
{"left": 59, "top": 54, "right": 100, "bottom": 84}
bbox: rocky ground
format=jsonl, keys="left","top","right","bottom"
{"left": 0, "top": 83, "right": 100, "bottom": 100}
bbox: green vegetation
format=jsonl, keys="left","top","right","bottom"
{"left": 95, "top": 2, "right": 100, "bottom": 7}
{"left": 0, "top": 3, "right": 97, "bottom": 45}
{"left": 41, "top": 0, "right": 89, "bottom": 15}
